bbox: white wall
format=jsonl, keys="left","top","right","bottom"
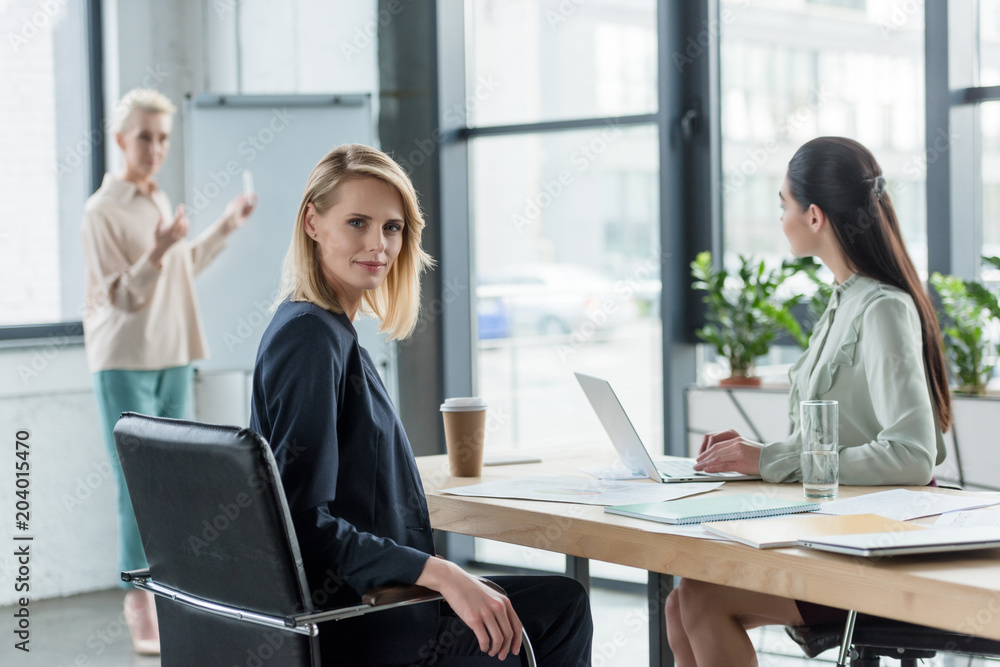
{"left": 0, "top": 344, "right": 117, "bottom": 606}
{"left": 0, "top": 0, "right": 378, "bottom": 605}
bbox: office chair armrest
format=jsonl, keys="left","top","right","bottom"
{"left": 362, "top": 584, "right": 441, "bottom": 607}
{"left": 362, "top": 578, "right": 535, "bottom": 666}
{"left": 360, "top": 575, "right": 508, "bottom": 608}
{"left": 121, "top": 569, "right": 152, "bottom": 584}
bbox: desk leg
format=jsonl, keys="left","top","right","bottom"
{"left": 648, "top": 572, "right": 674, "bottom": 667}
{"left": 566, "top": 555, "right": 590, "bottom": 592}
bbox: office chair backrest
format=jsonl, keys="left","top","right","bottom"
{"left": 114, "top": 412, "right": 319, "bottom": 667}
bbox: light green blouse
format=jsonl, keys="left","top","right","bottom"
{"left": 759, "top": 274, "right": 946, "bottom": 485}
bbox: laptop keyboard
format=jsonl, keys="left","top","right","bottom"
{"left": 654, "top": 458, "right": 746, "bottom": 478}
{"left": 654, "top": 458, "right": 704, "bottom": 477}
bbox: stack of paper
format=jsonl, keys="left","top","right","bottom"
{"left": 703, "top": 513, "right": 925, "bottom": 549}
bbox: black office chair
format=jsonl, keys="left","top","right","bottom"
{"left": 113, "top": 412, "right": 536, "bottom": 666}
{"left": 787, "top": 609, "right": 1000, "bottom": 666}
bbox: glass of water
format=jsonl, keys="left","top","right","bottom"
{"left": 800, "top": 400, "right": 839, "bottom": 499}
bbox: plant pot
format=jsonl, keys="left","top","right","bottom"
{"left": 954, "top": 385, "right": 988, "bottom": 396}
{"left": 719, "top": 375, "right": 762, "bottom": 387}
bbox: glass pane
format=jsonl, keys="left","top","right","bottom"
{"left": 982, "top": 0, "right": 1000, "bottom": 87}
{"left": 466, "top": 0, "right": 657, "bottom": 126}
{"left": 1, "top": 0, "right": 91, "bottom": 326}
{"left": 471, "top": 125, "right": 662, "bottom": 455}
{"left": 719, "top": 0, "right": 927, "bottom": 275}
{"left": 984, "top": 103, "right": 1000, "bottom": 262}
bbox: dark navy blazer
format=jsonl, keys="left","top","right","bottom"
{"left": 250, "top": 299, "right": 435, "bottom": 610}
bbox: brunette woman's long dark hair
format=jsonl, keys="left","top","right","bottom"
{"left": 786, "top": 136, "right": 951, "bottom": 431}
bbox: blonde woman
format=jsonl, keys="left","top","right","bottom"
{"left": 249, "top": 144, "right": 593, "bottom": 665}
{"left": 82, "top": 88, "right": 255, "bottom": 655}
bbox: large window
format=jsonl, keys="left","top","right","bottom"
{"left": 466, "top": 0, "right": 661, "bottom": 455}
{"left": 710, "top": 0, "right": 926, "bottom": 381}
{"left": 1, "top": 0, "right": 95, "bottom": 328}
{"left": 467, "top": 0, "right": 657, "bottom": 127}
{"left": 982, "top": 4, "right": 1000, "bottom": 262}
{"left": 985, "top": 103, "right": 1000, "bottom": 260}
{"left": 983, "top": 0, "right": 1000, "bottom": 86}
{"left": 719, "top": 0, "right": 926, "bottom": 271}
{"left": 461, "top": 0, "right": 660, "bottom": 580}
{"left": 472, "top": 126, "right": 662, "bottom": 452}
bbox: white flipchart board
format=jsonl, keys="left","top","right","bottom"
{"left": 183, "top": 94, "right": 394, "bottom": 396}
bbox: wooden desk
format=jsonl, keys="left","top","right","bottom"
{"left": 418, "top": 448, "right": 1000, "bottom": 666}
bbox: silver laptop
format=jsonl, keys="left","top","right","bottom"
{"left": 797, "top": 527, "right": 1000, "bottom": 557}
{"left": 574, "top": 372, "right": 760, "bottom": 483}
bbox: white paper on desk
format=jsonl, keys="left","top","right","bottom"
{"left": 443, "top": 476, "right": 723, "bottom": 506}
{"left": 814, "top": 489, "right": 1000, "bottom": 521}
{"left": 933, "top": 509, "right": 1000, "bottom": 529}
{"left": 579, "top": 464, "right": 647, "bottom": 480}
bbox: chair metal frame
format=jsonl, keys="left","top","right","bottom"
{"left": 123, "top": 569, "right": 536, "bottom": 665}
{"left": 788, "top": 608, "right": 1000, "bottom": 667}
{"left": 115, "top": 413, "right": 537, "bottom": 666}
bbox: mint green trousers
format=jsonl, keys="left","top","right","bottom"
{"left": 93, "top": 365, "right": 192, "bottom": 587}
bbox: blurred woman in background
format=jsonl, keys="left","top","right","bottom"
{"left": 82, "top": 88, "right": 256, "bottom": 655}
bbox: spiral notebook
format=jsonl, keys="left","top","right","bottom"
{"left": 605, "top": 494, "right": 820, "bottom": 525}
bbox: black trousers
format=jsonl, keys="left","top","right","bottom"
{"left": 324, "top": 574, "right": 593, "bottom": 666}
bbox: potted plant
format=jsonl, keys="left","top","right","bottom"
{"left": 930, "top": 257, "right": 1000, "bottom": 395}
{"left": 786, "top": 256, "right": 834, "bottom": 341}
{"left": 691, "top": 251, "right": 806, "bottom": 386}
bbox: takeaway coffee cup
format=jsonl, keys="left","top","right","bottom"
{"left": 441, "top": 397, "right": 488, "bottom": 477}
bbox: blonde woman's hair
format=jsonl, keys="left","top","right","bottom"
{"left": 112, "top": 88, "right": 177, "bottom": 134}
{"left": 276, "top": 144, "right": 435, "bottom": 340}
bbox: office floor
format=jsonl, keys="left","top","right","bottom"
{"left": 4, "top": 586, "right": 1000, "bottom": 666}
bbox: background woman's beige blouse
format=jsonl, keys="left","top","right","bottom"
{"left": 758, "top": 274, "right": 946, "bottom": 485}
{"left": 81, "top": 174, "right": 231, "bottom": 372}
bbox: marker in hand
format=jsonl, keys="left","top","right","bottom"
{"left": 242, "top": 170, "right": 256, "bottom": 205}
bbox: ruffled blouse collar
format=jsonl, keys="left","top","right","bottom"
{"left": 787, "top": 273, "right": 878, "bottom": 423}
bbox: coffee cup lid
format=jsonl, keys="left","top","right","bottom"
{"left": 440, "top": 397, "right": 487, "bottom": 412}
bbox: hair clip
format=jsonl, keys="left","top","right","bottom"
{"left": 869, "top": 175, "right": 886, "bottom": 199}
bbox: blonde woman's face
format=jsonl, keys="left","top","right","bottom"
{"left": 116, "top": 111, "right": 171, "bottom": 179}
{"left": 305, "top": 177, "right": 405, "bottom": 307}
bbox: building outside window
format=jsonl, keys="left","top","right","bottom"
{"left": 715, "top": 0, "right": 926, "bottom": 380}
{"left": 1, "top": 0, "right": 93, "bottom": 328}
{"left": 465, "top": 0, "right": 660, "bottom": 579}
